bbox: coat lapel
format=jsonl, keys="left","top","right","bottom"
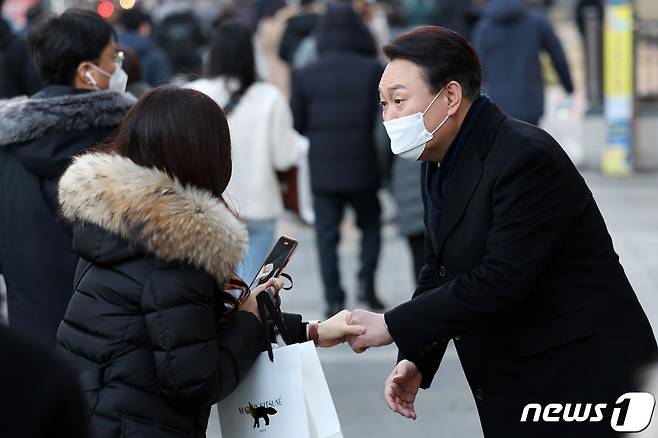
{"left": 434, "top": 143, "right": 483, "bottom": 255}
{"left": 433, "top": 103, "right": 507, "bottom": 257}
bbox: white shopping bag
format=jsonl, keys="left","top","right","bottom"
{"left": 218, "top": 342, "right": 342, "bottom": 438}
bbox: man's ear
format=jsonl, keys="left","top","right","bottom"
{"left": 77, "top": 61, "right": 97, "bottom": 87}
{"left": 444, "top": 81, "right": 463, "bottom": 117}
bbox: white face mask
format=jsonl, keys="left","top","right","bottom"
{"left": 383, "top": 87, "right": 450, "bottom": 161}
{"left": 89, "top": 63, "right": 128, "bottom": 93}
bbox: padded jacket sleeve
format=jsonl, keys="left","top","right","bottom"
{"left": 141, "top": 268, "right": 265, "bottom": 407}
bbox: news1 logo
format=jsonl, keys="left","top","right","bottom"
{"left": 521, "top": 392, "right": 656, "bottom": 432}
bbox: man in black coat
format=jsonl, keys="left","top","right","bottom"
{"left": 0, "top": 325, "right": 88, "bottom": 438}
{"left": 347, "top": 26, "right": 658, "bottom": 437}
{"left": 291, "top": 4, "right": 385, "bottom": 317}
{"left": 0, "top": 10, "right": 134, "bottom": 345}
{"left": 0, "top": 0, "right": 43, "bottom": 98}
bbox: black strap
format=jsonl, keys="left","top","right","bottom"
{"left": 257, "top": 292, "right": 292, "bottom": 362}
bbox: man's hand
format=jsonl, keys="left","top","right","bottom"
{"left": 384, "top": 360, "right": 423, "bottom": 420}
{"left": 346, "top": 309, "right": 393, "bottom": 353}
{"left": 317, "top": 310, "right": 366, "bottom": 348}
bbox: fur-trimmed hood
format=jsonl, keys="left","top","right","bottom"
{"left": 59, "top": 152, "right": 248, "bottom": 284}
{"left": 0, "top": 88, "right": 135, "bottom": 147}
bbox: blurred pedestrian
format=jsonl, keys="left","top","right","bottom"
{"left": 576, "top": 0, "right": 603, "bottom": 38}
{"left": 402, "top": 0, "right": 441, "bottom": 27}
{"left": 291, "top": 4, "right": 384, "bottom": 317}
{"left": 472, "top": 0, "right": 574, "bottom": 125}
{"left": 253, "top": 0, "right": 310, "bottom": 96}
{"left": 152, "top": 3, "right": 206, "bottom": 78}
{"left": 391, "top": 159, "right": 425, "bottom": 283}
{"left": 434, "top": 0, "right": 478, "bottom": 37}
{"left": 575, "top": 0, "right": 603, "bottom": 110}
{"left": 278, "top": 0, "right": 321, "bottom": 66}
{"left": 353, "top": 0, "right": 392, "bottom": 59}
{"left": 401, "top": 0, "right": 481, "bottom": 38}
{"left": 17, "top": 3, "right": 45, "bottom": 41}
{"left": 0, "top": 325, "right": 87, "bottom": 438}
{"left": 253, "top": 0, "right": 286, "bottom": 28}
{"left": 118, "top": 6, "right": 172, "bottom": 86}
{"left": 187, "top": 20, "right": 307, "bottom": 282}
{"left": 120, "top": 46, "right": 151, "bottom": 97}
{"left": 0, "top": 9, "right": 134, "bottom": 345}
{"left": 55, "top": 86, "right": 363, "bottom": 437}
{"left": 0, "top": 0, "right": 42, "bottom": 98}
{"left": 292, "top": 0, "right": 393, "bottom": 69}
{"left": 378, "top": 113, "right": 425, "bottom": 286}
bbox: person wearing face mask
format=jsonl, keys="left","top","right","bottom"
{"left": 0, "top": 9, "right": 134, "bottom": 346}
{"left": 344, "top": 26, "right": 657, "bottom": 437}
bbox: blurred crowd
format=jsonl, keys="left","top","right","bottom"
{"left": 0, "top": 0, "right": 586, "bottom": 334}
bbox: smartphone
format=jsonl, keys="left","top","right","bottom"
{"left": 249, "top": 236, "right": 298, "bottom": 289}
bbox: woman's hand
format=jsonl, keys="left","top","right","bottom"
{"left": 239, "top": 277, "right": 284, "bottom": 321}
{"left": 316, "top": 310, "right": 366, "bottom": 348}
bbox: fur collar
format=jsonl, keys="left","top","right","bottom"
{"left": 0, "top": 90, "right": 135, "bottom": 147}
{"left": 59, "top": 152, "right": 248, "bottom": 284}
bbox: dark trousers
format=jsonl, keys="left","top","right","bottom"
{"left": 313, "top": 191, "right": 381, "bottom": 307}
{"left": 407, "top": 232, "right": 425, "bottom": 285}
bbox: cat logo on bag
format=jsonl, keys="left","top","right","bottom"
{"left": 239, "top": 398, "right": 282, "bottom": 429}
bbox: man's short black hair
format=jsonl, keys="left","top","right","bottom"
{"left": 383, "top": 26, "right": 482, "bottom": 100}
{"left": 28, "top": 8, "right": 116, "bottom": 86}
{"left": 119, "top": 7, "right": 150, "bottom": 32}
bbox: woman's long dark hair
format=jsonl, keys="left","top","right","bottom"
{"left": 206, "top": 19, "right": 256, "bottom": 98}
{"left": 108, "top": 85, "right": 248, "bottom": 312}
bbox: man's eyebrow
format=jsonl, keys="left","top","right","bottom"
{"left": 378, "top": 84, "right": 407, "bottom": 93}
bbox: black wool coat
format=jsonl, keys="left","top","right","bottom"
{"left": 385, "top": 102, "right": 658, "bottom": 438}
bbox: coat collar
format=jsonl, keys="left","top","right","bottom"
{"left": 0, "top": 88, "right": 135, "bottom": 147}
{"left": 432, "top": 101, "right": 507, "bottom": 255}
{"left": 58, "top": 152, "right": 248, "bottom": 285}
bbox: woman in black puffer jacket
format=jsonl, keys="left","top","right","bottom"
{"left": 56, "top": 86, "right": 363, "bottom": 438}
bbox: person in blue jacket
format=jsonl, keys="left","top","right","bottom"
{"left": 472, "top": 0, "right": 574, "bottom": 125}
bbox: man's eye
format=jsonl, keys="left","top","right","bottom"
{"left": 380, "top": 101, "right": 387, "bottom": 108}
{"left": 394, "top": 99, "right": 403, "bottom": 105}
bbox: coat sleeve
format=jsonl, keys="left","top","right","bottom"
{"left": 268, "top": 89, "right": 308, "bottom": 172}
{"left": 394, "top": 163, "right": 448, "bottom": 388}
{"left": 386, "top": 145, "right": 577, "bottom": 387}
{"left": 281, "top": 312, "right": 308, "bottom": 344}
{"left": 290, "top": 70, "right": 308, "bottom": 135}
{"left": 141, "top": 268, "right": 265, "bottom": 407}
{"left": 539, "top": 14, "right": 574, "bottom": 94}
